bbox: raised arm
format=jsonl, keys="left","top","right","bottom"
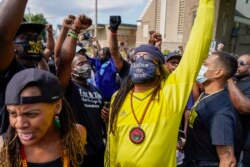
{"left": 89, "top": 37, "right": 101, "bottom": 58}
{"left": 175, "top": 0, "right": 215, "bottom": 81}
{"left": 227, "top": 78, "right": 250, "bottom": 114}
{"left": 54, "top": 15, "right": 75, "bottom": 68}
{"left": 108, "top": 16, "right": 124, "bottom": 72}
{"left": 0, "top": 0, "right": 28, "bottom": 72}
{"left": 168, "top": 0, "right": 215, "bottom": 113}
{"left": 57, "top": 15, "right": 92, "bottom": 90}
{"left": 43, "top": 24, "right": 54, "bottom": 61}
{"left": 216, "top": 145, "right": 236, "bottom": 167}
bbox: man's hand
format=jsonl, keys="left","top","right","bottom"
{"left": 216, "top": 145, "right": 236, "bottom": 167}
{"left": 109, "top": 16, "right": 121, "bottom": 32}
{"left": 45, "top": 24, "right": 53, "bottom": 34}
{"left": 62, "top": 15, "right": 75, "bottom": 30}
{"left": 148, "top": 31, "right": 162, "bottom": 45}
{"left": 101, "top": 106, "right": 110, "bottom": 123}
{"left": 71, "top": 14, "right": 92, "bottom": 33}
{"left": 177, "top": 137, "right": 186, "bottom": 151}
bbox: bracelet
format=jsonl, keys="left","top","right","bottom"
{"left": 67, "top": 32, "right": 79, "bottom": 40}
{"left": 69, "top": 27, "right": 80, "bottom": 34}
{"left": 110, "top": 31, "right": 117, "bottom": 36}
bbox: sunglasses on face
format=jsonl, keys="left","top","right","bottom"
{"left": 168, "top": 60, "right": 180, "bottom": 66}
{"left": 238, "top": 60, "right": 249, "bottom": 66}
{"left": 131, "top": 53, "right": 157, "bottom": 63}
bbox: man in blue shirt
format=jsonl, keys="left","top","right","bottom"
{"left": 185, "top": 52, "right": 241, "bottom": 166}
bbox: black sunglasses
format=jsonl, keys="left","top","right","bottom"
{"left": 238, "top": 60, "right": 249, "bottom": 66}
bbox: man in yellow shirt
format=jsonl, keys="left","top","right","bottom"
{"left": 105, "top": 0, "right": 215, "bottom": 166}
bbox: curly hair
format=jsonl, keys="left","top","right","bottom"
{"left": 0, "top": 98, "right": 85, "bottom": 167}
{"left": 109, "top": 64, "right": 169, "bottom": 134}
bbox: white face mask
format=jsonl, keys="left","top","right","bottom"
{"left": 196, "top": 65, "right": 208, "bottom": 84}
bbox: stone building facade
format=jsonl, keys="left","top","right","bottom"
{"left": 136, "top": 0, "right": 250, "bottom": 54}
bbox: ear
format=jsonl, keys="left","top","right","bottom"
{"left": 215, "top": 69, "right": 224, "bottom": 78}
{"left": 54, "top": 99, "right": 62, "bottom": 115}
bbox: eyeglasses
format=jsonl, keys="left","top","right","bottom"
{"left": 238, "top": 60, "right": 250, "bottom": 66}
{"left": 131, "top": 53, "right": 157, "bottom": 63}
{"left": 168, "top": 60, "right": 180, "bottom": 66}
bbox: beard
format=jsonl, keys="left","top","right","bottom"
{"left": 234, "top": 70, "right": 249, "bottom": 79}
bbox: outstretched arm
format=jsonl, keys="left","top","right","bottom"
{"left": 227, "top": 78, "right": 250, "bottom": 114}
{"left": 57, "top": 15, "right": 92, "bottom": 90}
{"left": 0, "top": 0, "right": 28, "bottom": 72}
{"left": 169, "top": 0, "right": 215, "bottom": 114}
{"left": 43, "top": 24, "right": 54, "bottom": 61}
{"left": 108, "top": 16, "right": 124, "bottom": 72}
{"left": 89, "top": 37, "right": 101, "bottom": 58}
{"left": 54, "top": 15, "right": 75, "bottom": 69}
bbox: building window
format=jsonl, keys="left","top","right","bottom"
{"left": 118, "top": 29, "right": 130, "bottom": 36}
{"left": 143, "top": 24, "right": 149, "bottom": 38}
{"left": 177, "top": 0, "right": 185, "bottom": 35}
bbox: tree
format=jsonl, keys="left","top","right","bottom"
{"left": 24, "top": 13, "right": 48, "bottom": 24}
{"left": 24, "top": 13, "right": 48, "bottom": 41}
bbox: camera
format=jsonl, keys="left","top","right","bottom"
{"left": 82, "top": 32, "right": 91, "bottom": 40}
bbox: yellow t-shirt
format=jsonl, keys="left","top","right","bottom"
{"left": 105, "top": 0, "right": 215, "bottom": 166}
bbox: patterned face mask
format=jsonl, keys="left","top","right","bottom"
{"left": 72, "top": 64, "right": 92, "bottom": 80}
{"left": 15, "top": 34, "right": 44, "bottom": 61}
{"left": 129, "top": 58, "right": 158, "bottom": 84}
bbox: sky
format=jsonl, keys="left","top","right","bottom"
{"left": 24, "top": 0, "right": 148, "bottom": 27}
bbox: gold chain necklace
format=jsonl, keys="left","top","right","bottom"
{"left": 129, "top": 87, "right": 158, "bottom": 144}
{"left": 192, "top": 89, "right": 225, "bottom": 110}
{"left": 20, "top": 145, "right": 69, "bottom": 167}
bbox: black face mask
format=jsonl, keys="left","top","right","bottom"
{"left": 100, "top": 57, "right": 109, "bottom": 64}
{"left": 15, "top": 39, "right": 44, "bottom": 61}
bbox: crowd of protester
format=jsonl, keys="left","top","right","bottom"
{"left": 0, "top": 0, "right": 250, "bottom": 166}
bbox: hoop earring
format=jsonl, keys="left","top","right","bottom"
{"left": 54, "top": 115, "right": 61, "bottom": 129}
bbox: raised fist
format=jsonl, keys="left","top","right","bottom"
{"left": 71, "top": 14, "right": 92, "bottom": 33}
{"left": 148, "top": 30, "right": 162, "bottom": 46}
{"left": 45, "top": 24, "right": 53, "bottom": 33}
{"left": 109, "top": 16, "right": 121, "bottom": 32}
{"left": 62, "top": 15, "right": 75, "bottom": 29}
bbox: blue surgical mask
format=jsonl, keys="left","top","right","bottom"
{"left": 196, "top": 65, "right": 208, "bottom": 84}
{"left": 129, "top": 58, "right": 157, "bottom": 84}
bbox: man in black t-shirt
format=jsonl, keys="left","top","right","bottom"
{"left": 227, "top": 53, "right": 250, "bottom": 167}
{"left": 184, "top": 52, "right": 240, "bottom": 166}
{"left": 0, "top": 0, "right": 46, "bottom": 135}
{"left": 64, "top": 61, "right": 105, "bottom": 167}
{"left": 56, "top": 15, "right": 106, "bottom": 167}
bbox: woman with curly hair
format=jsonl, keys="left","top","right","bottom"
{"left": 0, "top": 68, "right": 86, "bottom": 167}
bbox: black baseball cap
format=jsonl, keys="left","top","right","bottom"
{"left": 15, "top": 18, "right": 45, "bottom": 38}
{"left": 5, "top": 68, "right": 63, "bottom": 105}
{"left": 165, "top": 51, "right": 182, "bottom": 62}
{"left": 134, "top": 44, "right": 165, "bottom": 64}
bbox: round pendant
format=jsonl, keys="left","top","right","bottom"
{"left": 129, "top": 127, "right": 145, "bottom": 144}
